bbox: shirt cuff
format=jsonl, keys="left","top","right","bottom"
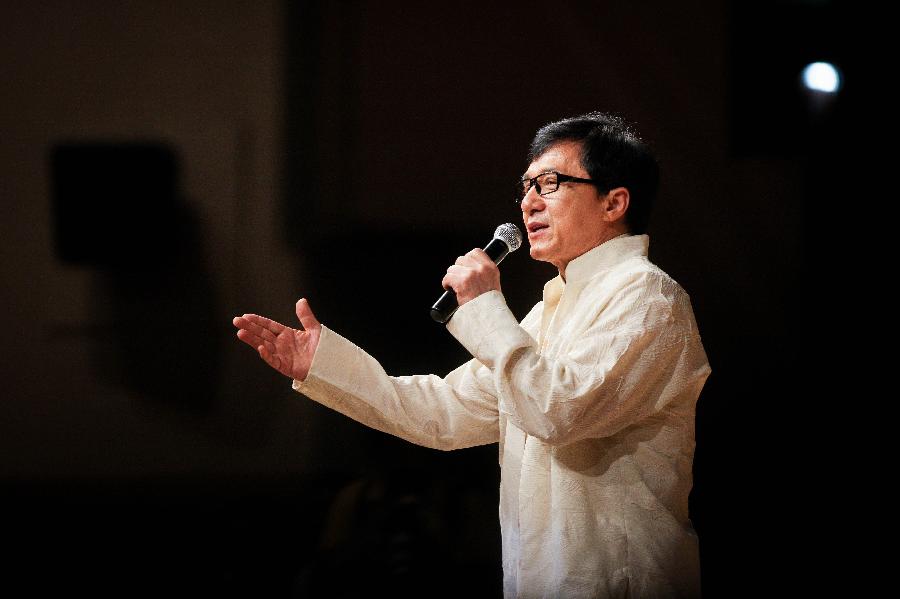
{"left": 291, "top": 324, "right": 358, "bottom": 397}
{"left": 445, "top": 290, "right": 535, "bottom": 369}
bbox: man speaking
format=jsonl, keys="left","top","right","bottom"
{"left": 233, "top": 112, "right": 711, "bottom": 598}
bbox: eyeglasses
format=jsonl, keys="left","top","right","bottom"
{"left": 515, "top": 171, "right": 599, "bottom": 204}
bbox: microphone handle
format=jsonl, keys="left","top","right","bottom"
{"left": 430, "top": 237, "right": 511, "bottom": 323}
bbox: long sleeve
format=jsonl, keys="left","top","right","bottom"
{"left": 291, "top": 324, "right": 503, "bottom": 451}
{"left": 446, "top": 270, "right": 710, "bottom": 446}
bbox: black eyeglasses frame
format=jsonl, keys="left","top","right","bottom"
{"left": 516, "top": 171, "right": 600, "bottom": 204}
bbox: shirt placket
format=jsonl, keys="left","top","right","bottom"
{"left": 516, "top": 283, "right": 569, "bottom": 590}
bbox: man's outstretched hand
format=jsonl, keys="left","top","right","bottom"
{"left": 233, "top": 298, "right": 321, "bottom": 382}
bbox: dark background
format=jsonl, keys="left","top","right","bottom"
{"left": 1, "top": 1, "right": 847, "bottom": 597}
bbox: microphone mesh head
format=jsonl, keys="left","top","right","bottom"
{"left": 494, "top": 223, "right": 523, "bottom": 251}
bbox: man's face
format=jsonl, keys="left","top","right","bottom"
{"left": 521, "top": 140, "right": 613, "bottom": 275}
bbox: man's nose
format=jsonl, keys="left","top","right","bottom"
{"left": 521, "top": 187, "right": 545, "bottom": 214}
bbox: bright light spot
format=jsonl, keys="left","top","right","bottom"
{"left": 802, "top": 62, "right": 841, "bottom": 93}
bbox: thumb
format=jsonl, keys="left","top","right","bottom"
{"left": 295, "top": 298, "right": 321, "bottom": 331}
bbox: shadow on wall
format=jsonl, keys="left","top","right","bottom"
{"left": 51, "top": 141, "right": 220, "bottom": 411}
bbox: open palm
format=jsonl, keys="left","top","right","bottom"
{"left": 232, "top": 298, "right": 321, "bottom": 381}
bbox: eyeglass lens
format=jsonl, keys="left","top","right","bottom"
{"left": 518, "top": 172, "right": 559, "bottom": 202}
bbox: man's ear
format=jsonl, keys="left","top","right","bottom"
{"left": 603, "top": 187, "right": 630, "bottom": 223}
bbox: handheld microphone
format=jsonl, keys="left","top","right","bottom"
{"left": 430, "top": 223, "right": 523, "bottom": 323}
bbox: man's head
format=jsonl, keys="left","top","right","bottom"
{"left": 520, "top": 112, "right": 659, "bottom": 276}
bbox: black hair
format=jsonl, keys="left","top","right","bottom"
{"left": 528, "top": 112, "right": 659, "bottom": 234}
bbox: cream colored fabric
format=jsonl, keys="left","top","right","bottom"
{"left": 293, "top": 234, "right": 710, "bottom": 598}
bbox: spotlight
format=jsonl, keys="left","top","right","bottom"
{"left": 802, "top": 62, "right": 841, "bottom": 94}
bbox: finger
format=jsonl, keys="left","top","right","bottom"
{"left": 473, "top": 248, "right": 496, "bottom": 264}
{"left": 234, "top": 314, "right": 281, "bottom": 343}
{"left": 235, "top": 320, "right": 278, "bottom": 346}
{"left": 454, "top": 254, "right": 478, "bottom": 266}
{"left": 235, "top": 327, "right": 256, "bottom": 344}
{"left": 258, "top": 343, "right": 283, "bottom": 372}
{"left": 295, "top": 298, "right": 321, "bottom": 331}
{"left": 442, "top": 266, "right": 467, "bottom": 291}
{"left": 241, "top": 314, "right": 285, "bottom": 338}
{"left": 465, "top": 248, "right": 496, "bottom": 269}
{"left": 236, "top": 328, "right": 276, "bottom": 353}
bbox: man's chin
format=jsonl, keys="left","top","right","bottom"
{"left": 529, "top": 245, "right": 551, "bottom": 263}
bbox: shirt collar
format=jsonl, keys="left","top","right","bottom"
{"left": 543, "top": 234, "right": 650, "bottom": 297}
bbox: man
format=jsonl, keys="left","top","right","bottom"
{"left": 233, "top": 112, "right": 711, "bottom": 598}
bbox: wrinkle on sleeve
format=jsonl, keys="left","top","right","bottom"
{"left": 446, "top": 277, "right": 705, "bottom": 445}
{"left": 292, "top": 325, "right": 501, "bottom": 451}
